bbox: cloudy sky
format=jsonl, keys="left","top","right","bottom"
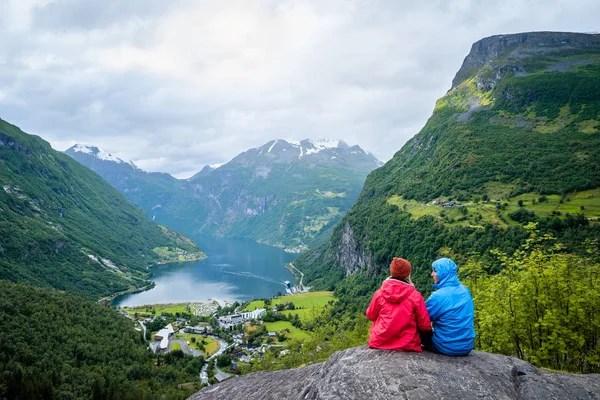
{"left": 1, "top": 0, "right": 598, "bottom": 178}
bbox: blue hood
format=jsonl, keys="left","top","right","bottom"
{"left": 432, "top": 258, "right": 460, "bottom": 289}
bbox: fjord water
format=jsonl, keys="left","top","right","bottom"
{"left": 113, "top": 235, "right": 296, "bottom": 307}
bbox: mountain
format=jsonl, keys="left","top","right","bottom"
{"left": 295, "top": 32, "right": 600, "bottom": 300}
{"left": 0, "top": 118, "right": 204, "bottom": 300}
{"left": 67, "top": 139, "right": 382, "bottom": 251}
{"left": 64, "top": 144, "right": 183, "bottom": 217}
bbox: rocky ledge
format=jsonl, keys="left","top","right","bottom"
{"left": 451, "top": 31, "right": 600, "bottom": 88}
{"left": 189, "top": 345, "right": 599, "bottom": 400}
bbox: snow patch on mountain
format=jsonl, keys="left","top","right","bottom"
{"left": 268, "top": 140, "right": 279, "bottom": 153}
{"left": 312, "top": 139, "right": 341, "bottom": 150}
{"left": 70, "top": 144, "right": 141, "bottom": 170}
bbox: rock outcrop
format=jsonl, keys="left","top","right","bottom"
{"left": 189, "top": 346, "right": 600, "bottom": 400}
{"left": 336, "top": 222, "right": 373, "bottom": 276}
{"left": 451, "top": 31, "right": 600, "bottom": 89}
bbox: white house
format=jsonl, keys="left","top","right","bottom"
{"left": 154, "top": 323, "right": 175, "bottom": 350}
{"left": 217, "top": 308, "right": 268, "bottom": 329}
{"left": 240, "top": 308, "right": 267, "bottom": 321}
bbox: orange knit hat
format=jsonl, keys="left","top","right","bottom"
{"left": 390, "top": 257, "right": 412, "bottom": 280}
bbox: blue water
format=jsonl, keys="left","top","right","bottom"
{"left": 113, "top": 235, "right": 296, "bottom": 306}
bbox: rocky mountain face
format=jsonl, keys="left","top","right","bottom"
{"left": 65, "top": 144, "right": 183, "bottom": 215}
{"left": 189, "top": 346, "right": 600, "bottom": 400}
{"left": 0, "top": 119, "right": 202, "bottom": 300}
{"left": 452, "top": 31, "right": 600, "bottom": 88}
{"left": 295, "top": 31, "right": 600, "bottom": 291}
{"left": 67, "top": 139, "right": 382, "bottom": 251}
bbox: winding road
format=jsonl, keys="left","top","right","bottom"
{"left": 200, "top": 336, "right": 231, "bottom": 385}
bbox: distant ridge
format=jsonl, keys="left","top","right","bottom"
{"left": 67, "top": 138, "right": 382, "bottom": 251}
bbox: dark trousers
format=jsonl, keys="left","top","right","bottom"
{"left": 420, "top": 331, "right": 472, "bottom": 356}
{"left": 420, "top": 331, "right": 441, "bottom": 354}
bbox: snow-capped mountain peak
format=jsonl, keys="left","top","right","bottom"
{"left": 251, "top": 139, "right": 379, "bottom": 164}
{"left": 67, "top": 144, "right": 139, "bottom": 170}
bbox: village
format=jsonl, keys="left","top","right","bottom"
{"left": 119, "top": 290, "right": 333, "bottom": 385}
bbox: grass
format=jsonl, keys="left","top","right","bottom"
{"left": 279, "top": 308, "right": 319, "bottom": 320}
{"left": 304, "top": 207, "right": 341, "bottom": 233}
{"left": 242, "top": 292, "right": 335, "bottom": 341}
{"left": 122, "top": 303, "right": 190, "bottom": 317}
{"left": 203, "top": 337, "right": 219, "bottom": 357}
{"left": 281, "top": 291, "right": 335, "bottom": 309}
{"left": 182, "top": 334, "right": 219, "bottom": 357}
{"left": 243, "top": 300, "right": 265, "bottom": 312}
{"left": 484, "top": 182, "right": 515, "bottom": 200}
{"left": 387, "top": 187, "right": 600, "bottom": 228}
{"left": 264, "top": 321, "right": 310, "bottom": 340}
{"left": 171, "top": 342, "right": 181, "bottom": 351}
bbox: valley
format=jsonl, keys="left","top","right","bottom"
{"left": 66, "top": 139, "right": 382, "bottom": 252}
{"left": 1, "top": 29, "right": 600, "bottom": 400}
{"left": 116, "top": 291, "right": 337, "bottom": 384}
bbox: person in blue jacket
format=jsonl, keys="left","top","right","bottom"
{"left": 423, "top": 258, "right": 476, "bottom": 356}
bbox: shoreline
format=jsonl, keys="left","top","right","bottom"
{"left": 101, "top": 254, "right": 206, "bottom": 305}
{"left": 150, "top": 252, "right": 207, "bottom": 267}
{"left": 121, "top": 301, "right": 204, "bottom": 309}
{"left": 98, "top": 282, "right": 156, "bottom": 305}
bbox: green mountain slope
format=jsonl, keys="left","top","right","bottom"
{"left": 67, "top": 140, "right": 382, "bottom": 252}
{"left": 0, "top": 281, "right": 202, "bottom": 399}
{"left": 63, "top": 144, "right": 183, "bottom": 217}
{"left": 295, "top": 32, "right": 600, "bottom": 305}
{"left": 0, "top": 118, "right": 203, "bottom": 299}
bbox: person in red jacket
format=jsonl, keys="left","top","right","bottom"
{"left": 366, "top": 257, "right": 432, "bottom": 352}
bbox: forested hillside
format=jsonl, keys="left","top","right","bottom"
{"left": 0, "top": 118, "right": 203, "bottom": 299}
{"left": 296, "top": 32, "right": 600, "bottom": 309}
{"left": 0, "top": 281, "right": 203, "bottom": 399}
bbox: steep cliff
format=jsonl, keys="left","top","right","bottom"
{"left": 189, "top": 346, "right": 600, "bottom": 400}
{"left": 452, "top": 31, "right": 600, "bottom": 88}
{"left": 294, "top": 30, "right": 600, "bottom": 294}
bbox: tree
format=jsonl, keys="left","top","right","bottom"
{"left": 461, "top": 226, "right": 600, "bottom": 373}
{"left": 518, "top": 199, "right": 524, "bottom": 207}
{"left": 216, "top": 354, "right": 232, "bottom": 368}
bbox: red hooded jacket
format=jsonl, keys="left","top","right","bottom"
{"left": 366, "top": 278, "right": 432, "bottom": 352}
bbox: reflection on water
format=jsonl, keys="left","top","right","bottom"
{"left": 113, "top": 235, "right": 296, "bottom": 307}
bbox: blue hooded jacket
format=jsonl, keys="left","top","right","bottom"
{"left": 425, "top": 258, "right": 475, "bottom": 356}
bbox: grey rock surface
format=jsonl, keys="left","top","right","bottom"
{"left": 189, "top": 346, "right": 600, "bottom": 400}
{"left": 451, "top": 31, "right": 600, "bottom": 89}
{"left": 336, "top": 222, "right": 373, "bottom": 276}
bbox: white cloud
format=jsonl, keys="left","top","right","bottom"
{"left": 0, "top": 0, "right": 599, "bottom": 178}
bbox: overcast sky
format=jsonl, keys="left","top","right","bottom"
{"left": 1, "top": 0, "right": 598, "bottom": 178}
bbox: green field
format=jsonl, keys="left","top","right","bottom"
{"left": 264, "top": 321, "right": 310, "bottom": 340}
{"left": 243, "top": 300, "right": 265, "bottom": 311}
{"left": 182, "top": 334, "right": 219, "bottom": 357}
{"left": 242, "top": 292, "right": 335, "bottom": 341}
{"left": 280, "top": 308, "right": 319, "bottom": 320}
{"left": 243, "top": 291, "right": 335, "bottom": 321}
{"left": 122, "top": 303, "right": 190, "bottom": 317}
{"left": 171, "top": 342, "right": 181, "bottom": 351}
{"left": 282, "top": 291, "right": 335, "bottom": 309}
{"left": 388, "top": 187, "right": 600, "bottom": 228}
